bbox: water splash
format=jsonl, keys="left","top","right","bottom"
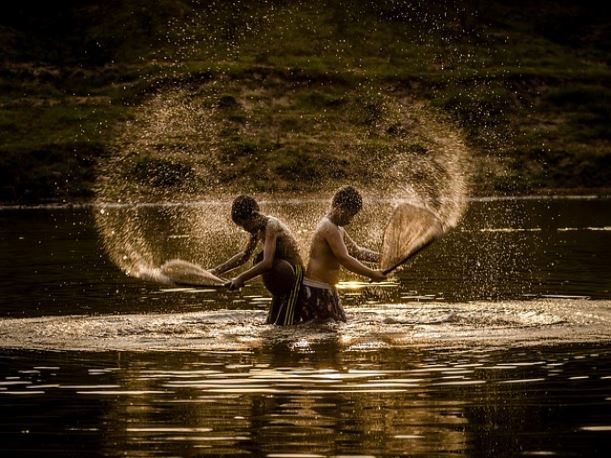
{"left": 0, "top": 300, "right": 609, "bottom": 352}
{"left": 95, "top": 83, "right": 472, "bottom": 281}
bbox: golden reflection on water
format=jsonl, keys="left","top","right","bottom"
{"left": 97, "top": 352, "right": 476, "bottom": 456}
{"left": 336, "top": 280, "right": 398, "bottom": 290}
{"left": 1, "top": 346, "right": 609, "bottom": 456}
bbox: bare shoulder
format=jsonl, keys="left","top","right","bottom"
{"left": 266, "top": 216, "right": 281, "bottom": 229}
{"left": 317, "top": 217, "right": 341, "bottom": 239}
{"left": 265, "top": 216, "right": 282, "bottom": 235}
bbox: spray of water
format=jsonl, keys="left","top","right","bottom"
{"left": 95, "top": 83, "right": 472, "bottom": 281}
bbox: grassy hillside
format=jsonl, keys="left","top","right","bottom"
{"left": 1, "top": 0, "right": 610, "bottom": 202}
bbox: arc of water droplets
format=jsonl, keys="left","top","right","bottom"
{"left": 95, "top": 86, "right": 472, "bottom": 280}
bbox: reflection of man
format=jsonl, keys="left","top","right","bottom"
{"left": 211, "top": 195, "right": 304, "bottom": 325}
{"left": 299, "top": 186, "right": 386, "bottom": 322}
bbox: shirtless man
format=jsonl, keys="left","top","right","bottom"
{"left": 211, "top": 195, "right": 304, "bottom": 325}
{"left": 299, "top": 186, "right": 386, "bottom": 322}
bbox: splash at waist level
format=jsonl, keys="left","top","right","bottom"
{"left": 0, "top": 300, "right": 609, "bottom": 352}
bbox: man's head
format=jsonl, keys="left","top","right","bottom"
{"left": 331, "top": 185, "right": 363, "bottom": 225}
{"left": 231, "top": 195, "right": 260, "bottom": 231}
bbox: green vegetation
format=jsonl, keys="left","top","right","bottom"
{"left": 1, "top": 0, "right": 610, "bottom": 202}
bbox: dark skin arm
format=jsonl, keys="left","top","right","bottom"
{"left": 211, "top": 234, "right": 257, "bottom": 275}
{"left": 343, "top": 230, "right": 380, "bottom": 263}
{"left": 226, "top": 220, "right": 278, "bottom": 290}
{"left": 325, "top": 224, "right": 386, "bottom": 281}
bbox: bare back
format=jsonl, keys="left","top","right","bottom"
{"left": 305, "top": 217, "right": 345, "bottom": 285}
{"left": 261, "top": 217, "right": 304, "bottom": 267}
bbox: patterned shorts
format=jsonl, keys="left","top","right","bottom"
{"left": 265, "top": 264, "right": 304, "bottom": 326}
{"left": 298, "top": 278, "right": 347, "bottom": 323}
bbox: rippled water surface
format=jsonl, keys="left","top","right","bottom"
{"left": 1, "top": 198, "right": 610, "bottom": 456}
{"left": 1, "top": 346, "right": 610, "bottom": 457}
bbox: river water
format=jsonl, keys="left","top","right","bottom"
{"left": 0, "top": 198, "right": 610, "bottom": 456}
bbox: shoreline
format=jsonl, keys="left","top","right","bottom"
{"left": 1, "top": 190, "right": 610, "bottom": 210}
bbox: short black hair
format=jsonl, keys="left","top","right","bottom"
{"left": 332, "top": 185, "right": 362, "bottom": 213}
{"left": 231, "top": 195, "right": 259, "bottom": 223}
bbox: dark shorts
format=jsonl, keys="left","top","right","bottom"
{"left": 298, "top": 278, "right": 347, "bottom": 323}
{"left": 265, "top": 264, "right": 304, "bottom": 326}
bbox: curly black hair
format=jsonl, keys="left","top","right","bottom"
{"left": 231, "top": 195, "right": 260, "bottom": 223}
{"left": 331, "top": 185, "right": 362, "bottom": 213}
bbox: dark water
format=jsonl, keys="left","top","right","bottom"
{"left": 1, "top": 198, "right": 610, "bottom": 456}
{"left": 0, "top": 198, "right": 610, "bottom": 318}
{"left": 1, "top": 345, "right": 610, "bottom": 457}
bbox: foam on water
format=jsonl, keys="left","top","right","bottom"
{"left": 0, "top": 300, "right": 608, "bottom": 352}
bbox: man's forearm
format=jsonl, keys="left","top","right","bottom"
{"left": 341, "top": 255, "right": 378, "bottom": 278}
{"left": 236, "top": 260, "right": 271, "bottom": 284}
{"left": 214, "top": 252, "right": 249, "bottom": 274}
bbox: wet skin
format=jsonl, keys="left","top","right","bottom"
{"left": 306, "top": 207, "right": 385, "bottom": 285}
{"left": 213, "top": 213, "right": 303, "bottom": 290}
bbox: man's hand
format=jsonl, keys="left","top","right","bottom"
{"left": 225, "top": 277, "right": 244, "bottom": 291}
{"left": 369, "top": 270, "right": 387, "bottom": 283}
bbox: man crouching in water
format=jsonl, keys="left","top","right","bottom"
{"left": 211, "top": 195, "right": 304, "bottom": 325}
{"left": 301, "top": 186, "right": 386, "bottom": 322}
